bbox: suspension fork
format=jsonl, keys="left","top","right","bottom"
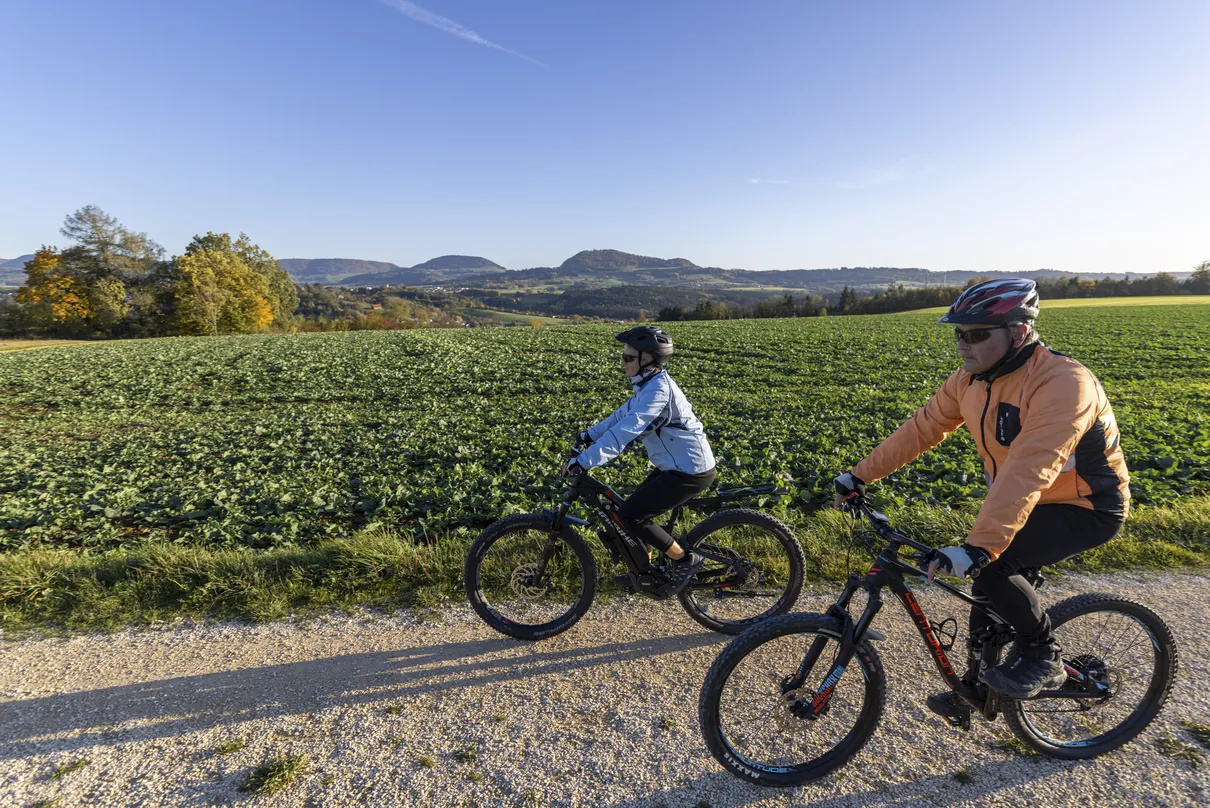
{"left": 787, "top": 575, "right": 885, "bottom": 717}
{"left": 533, "top": 500, "right": 574, "bottom": 580}
{"left": 808, "top": 583, "right": 885, "bottom": 716}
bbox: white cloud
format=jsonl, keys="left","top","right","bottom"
{"left": 378, "top": 0, "right": 544, "bottom": 66}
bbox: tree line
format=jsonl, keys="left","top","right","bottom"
{"left": 658, "top": 293, "right": 829, "bottom": 321}
{"left": 0, "top": 207, "right": 469, "bottom": 338}
{"left": 658, "top": 267, "right": 1210, "bottom": 322}
{"left": 5, "top": 206, "right": 1206, "bottom": 335}
{"left": 834, "top": 268, "right": 1210, "bottom": 317}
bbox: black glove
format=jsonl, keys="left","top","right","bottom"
{"left": 833, "top": 471, "right": 866, "bottom": 499}
{"left": 573, "top": 431, "right": 594, "bottom": 452}
{"left": 561, "top": 459, "right": 586, "bottom": 477}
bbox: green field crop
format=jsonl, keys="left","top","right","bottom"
{"left": 909, "top": 294, "right": 1210, "bottom": 315}
{"left": 2, "top": 306, "right": 1208, "bottom": 553}
{"left": 462, "top": 309, "right": 568, "bottom": 324}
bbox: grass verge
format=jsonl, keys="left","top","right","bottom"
{"left": 2, "top": 497, "right": 1207, "bottom": 636}
{"left": 238, "top": 754, "right": 309, "bottom": 796}
{"left": 50, "top": 758, "right": 90, "bottom": 779}
{"left": 0, "top": 339, "right": 96, "bottom": 354}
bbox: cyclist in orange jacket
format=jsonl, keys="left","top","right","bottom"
{"left": 833, "top": 279, "right": 1129, "bottom": 706}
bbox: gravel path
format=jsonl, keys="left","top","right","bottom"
{"left": 2, "top": 571, "right": 1207, "bottom": 807}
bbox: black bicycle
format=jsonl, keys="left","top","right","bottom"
{"left": 464, "top": 467, "right": 805, "bottom": 640}
{"left": 699, "top": 495, "right": 1178, "bottom": 787}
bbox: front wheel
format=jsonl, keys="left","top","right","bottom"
{"left": 699, "top": 613, "right": 886, "bottom": 787}
{"left": 464, "top": 514, "right": 597, "bottom": 640}
{"left": 1004, "top": 593, "right": 1178, "bottom": 759}
{"left": 678, "top": 509, "right": 805, "bottom": 634}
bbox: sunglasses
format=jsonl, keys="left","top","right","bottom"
{"left": 954, "top": 326, "right": 1006, "bottom": 345}
{"left": 622, "top": 353, "right": 640, "bottom": 363}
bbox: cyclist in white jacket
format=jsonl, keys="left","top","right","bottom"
{"left": 563, "top": 327, "right": 716, "bottom": 596}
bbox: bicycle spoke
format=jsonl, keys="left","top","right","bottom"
{"left": 1015, "top": 605, "right": 1168, "bottom": 751}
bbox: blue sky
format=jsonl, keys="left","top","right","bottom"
{"left": 1, "top": 0, "right": 1206, "bottom": 273}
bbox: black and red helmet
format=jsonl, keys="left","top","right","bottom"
{"left": 940, "top": 279, "right": 1040, "bottom": 326}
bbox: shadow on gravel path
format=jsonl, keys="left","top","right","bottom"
{"left": 0, "top": 629, "right": 722, "bottom": 761}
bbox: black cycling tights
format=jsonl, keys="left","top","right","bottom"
{"left": 617, "top": 468, "right": 716, "bottom": 553}
{"left": 970, "top": 503, "right": 1123, "bottom": 650}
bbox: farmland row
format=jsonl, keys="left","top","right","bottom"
{"left": 1, "top": 306, "right": 1208, "bottom": 552}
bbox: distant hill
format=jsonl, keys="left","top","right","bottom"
{"left": 411, "top": 255, "right": 504, "bottom": 272}
{"left": 0, "top": 254, "right": 33, "bottom": 286}
{"left": 339, "top": 255, "right": 507, "bottom": 287}
{"left": 277, "top": 258, "right": 402, "bottom": 285}
{"left": 466, "top": 252, "right": 1157, "bottom": 295}
{"left": 1, "top": 254, "right": 34, "bottom": 270}
{"left": 559, "top": 249, "right": 697, "bottom": 273}
{"left": 277, "top": 247, "right": 1188, "bottom": 294}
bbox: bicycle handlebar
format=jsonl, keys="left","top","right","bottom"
{"left": 842, "top": 495, "right": 939, "bottom": 560}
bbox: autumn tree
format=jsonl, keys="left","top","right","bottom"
{"left": 15, "top": 248, "right": 92, "bottom": 329}
{"left": 60, "top": 205, "right": 163, "bottom": 281}
{"left": 15, "top": 207, "right": 168, "bottom": 335}
{"left": 185, "top": 233, "right": 298, "bottom": 327}
{"left": 172, "top": 248, "right": 275, "bottom": 335}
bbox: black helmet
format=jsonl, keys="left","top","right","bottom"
{"left": 939, "top": 278, "right": 1040, "bottom": 326}
{"left": 616, "top": 326, "right": 674, "bottom": 366}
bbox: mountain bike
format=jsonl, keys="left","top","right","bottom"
{"left": 464, "top": 468, "right": 805, "bottom": 640}
{"left": 698, "top": 495, "right": 1178, "bottom": 787}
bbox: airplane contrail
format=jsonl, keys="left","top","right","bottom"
{"left": 378, "top": 0, "right": 545, "bottom": 66}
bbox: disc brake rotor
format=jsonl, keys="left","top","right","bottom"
{"left": 729, "top": 561, "right": 760, "bottom": 592}
{"left": 509, "top": 563, "right": 548, "bottom": 600}
{"left": 772, "top": 684, "right": 824, "bottom": 733}
{"left": 1069, "top": 654, "right": 1118, "bottom": 701}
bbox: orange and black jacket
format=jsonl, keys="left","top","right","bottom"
{"left": 853, "top": 342, "right": 1129, "bottom": 560}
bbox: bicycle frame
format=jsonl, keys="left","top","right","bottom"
{"left": 789, "top": 498, "right": 1111, "bottom": 721}
{"left": 541, "top": 473, "right": 655, "bottom": 574}
{"left": 540, "top": 472, "right": 753, "bottom": 579}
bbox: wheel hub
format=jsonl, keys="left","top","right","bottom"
{"left": 709, "top": 546, "right": 757, "bottom": 590}
{"left": 773, "top": 680, "right": 826, "bottom": 731}
{"left": 1069, "top": 653, "right": 1118, "bottom": 700}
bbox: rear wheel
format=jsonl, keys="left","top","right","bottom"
{"left": 464, "top": 514, "right": 597, "bottom": 640}
{"left": 1004, "top": 594, "right": 1178, "bottom": 759}
{"left": 678, "top": 509, "right": 804, "bottom": 634}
